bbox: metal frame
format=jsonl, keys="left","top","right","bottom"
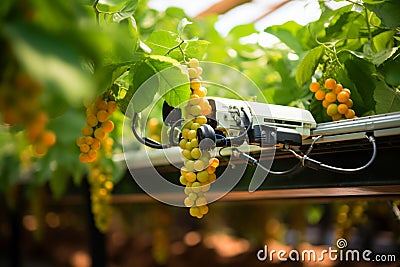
{"left": 119, "top": 112, "right": 400, "bottom": 200}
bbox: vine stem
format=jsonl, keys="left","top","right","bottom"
{"left": 364, "top": 6, "right": 374, "bottom": 47}
{"left": 93, "top": 0, "right": 100, "bottom": 25}
{"left": 164, "top": 40, "right": 187, "bottom": 61}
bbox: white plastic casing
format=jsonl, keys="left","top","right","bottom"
{"left": 210, "top": 97, "right": 317, "bottom": 139}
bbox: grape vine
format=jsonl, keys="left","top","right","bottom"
{"left": 178, "top": 58, "right": 219, "bottom": 219}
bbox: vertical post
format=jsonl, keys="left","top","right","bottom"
{"left": 8, "top": 206, "right": 21, "bottom": 267}
{"left": 83, "top": 178, "right": 106, "bottom": 267}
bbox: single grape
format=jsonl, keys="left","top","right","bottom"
{"left": 193, "top": 159, "right": 205, "bottom": 171}
{"left": 184, "top": 159, "right": 195, "bottom": 171}
{"left": 324, "top": 78, "right": 337, "bottom": 90}
{"left": 94, "top": 128, "right": 106, "bottom": 140}
{"left": 315, "top": 90, "right": 325, "bottom": 101}
{"left": 309, "top": 82, "right": 320, "bottom": 92}
{"left": 345, "top": 109, "right": 355, "bottom": 119}
{"left": 190, "top": 122, "right": 201, "bottom": 130}
{"left": 182, "top": 149, "right": 192, "bottom": 160}
{"left": 189, "top": 94, "right": 201, "bottom": 105}
{"left": 325, "top": 92, "right": 337, "bottom": 103}
{"left": 188, "top": 68, "right": 198, "bottom": 79}
{"left": 327, "top": 103, "right": 338, "bottom": 116}
{"left": 101, "top": 120, "right": 114, "bottom": 133}
{"left": 337, "top": 91, "right": 350, "bottom": 103}
{"left": 189, "top": 58, "right": 200, "bottom": 68}
{"left": 187, "top": 130, "right": 197, "bottom": 140}
{"left": 191, "top": 148, "right": 202, "bottom": 159}
{"left": 195, "top": 116, "right": 207, "bottom": 125}
{"left": 196, "top": 197, "right": 207, "bottom": 206}
{"left": 184, "top": 197, "right": 195, "bottom": 207}
{"left": 209, "top": 158, "right": 219, "bottom": 168}
{"left": 197, "top": 170, "right": 209, "bottom": 183}
{"left": 185, "top": 172, "right": 196, "bottom": 183}
{"left": 179, "top": 175, "right": 188, "bottom": 185}
{"left": 189, "top": 105, "right": 201, "bottom": 116}
{"left": 190, "top": 79, "right": 201, "bottom": 91}
{"left": 334, "top": 84, "right": 343, "bottom": 94}
{"left": 179, "top": 139, "right": 187, "bottom": 149}
{"left": 337, "top": 103, "right": 349, "bottom": 115}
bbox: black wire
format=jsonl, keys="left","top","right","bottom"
{"left": 291, "top": 134, "right": 377, "bottom": 173}
{"left": 216, "top": 133, "right": 228, "bottom": 146}
{"left": 132, "top": 113, "right": 168, "bottom": 149}
{"left": 230, "top": 148, "right": 301, "bottom": 175}
{"left": 318, "top": 135, "right": 377, "bottom": 173}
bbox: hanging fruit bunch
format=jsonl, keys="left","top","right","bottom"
{"left": 178, "top": 58, "right": 220, "bottom": 219}
{"left": 310, "top": 78, "right": 356, "bottom": 121}
{"left": 76, "top": 95, "right": 117, "bottom": 163}
{"left": 76, "top": 94, "right": 117, "bottom": 232}
{"left": 87, "top": 136, "right": 115, "bottom": 232}
{"left": 0, "top": 72, "right": 56, "bottom": 157}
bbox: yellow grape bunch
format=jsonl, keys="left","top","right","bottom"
{"left": 88, "top": 137, "right": 115, "bottom": 233}
{"left": 76, "top": 96, "right": 117, "bottom": 163}
{"left": 310, "top": 78, "right": 356, "bottom": 121}
{"left": 76, "top": 94, "right": 117, "bottom": 232}
{"left": 178, "top": 58, "right": 219, "bottom": 219}
{"left": 0, "top": 72, "right": 56, "bottom": 157}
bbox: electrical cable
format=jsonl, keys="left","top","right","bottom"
{"left": 215, "top": 133, "right": 228, "bottom": 147}
{"left": 231, "top": 148, "right": 301, "bottom": 175}
{"left": 305, "top": 135, "right": 323, "bottom": 156}
{"left": 226, "top": 133, "right": 376, "bottom": 175}
{"left": 289, "top": 134, "right": 377, "bottom": 173}
{"left": 132, "top": 112, "right": 168, "bottom": 149}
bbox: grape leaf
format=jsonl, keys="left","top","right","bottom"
{"left": 365, "top": 0, "right": 400, "bottom": 29}
{"left": 380, "top": 58, "right": 400, "bottom": 86}
{"left": 184, "top": 40, "right": 209, "bottom": 60}
{"left": 339, "top": 56, "right": 376, "bottom": 114}
{"left": 97, "top": 52, "right": 145, "bottom": 89}
{"left": 145, "top": 30, "right": 181, "bottom": 56}
{"left": 373, "top": 30, "right": 395, "bottom": 52}
{"left": 228, "top": 23, "right": 256, "bottom": 40}
{"left": 119, "top": 61, "right": 157, "bottom": 113}
{"left": 372, "top": 47, "right": 399, "bottom": 66}
{"left": 374, "top": 80, "right": 400, "bottom": 114}
{"left": 112, "top": 0, "right": 138, "bottom": 22}
{"left": 295, "top": 45, "right": 324, "bottom": 86}
{"left": 265, "top": 21, "right": 304, "bottom": 55}
{"left": 147, "top": 55, "right": 190, "bottom": 107}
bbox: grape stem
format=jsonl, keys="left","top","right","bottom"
{"left": 93, "top": 0, "right": 100, "bottom": 25}
{"left": 164, "top": 40, "right": 188, "bottom": 61}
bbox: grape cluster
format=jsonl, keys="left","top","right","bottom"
{"left": 0, "top": 73, "right": 56, "bottom": 157}
{"left": 310, "top": 78, "right": 356, "bottom": 121}
{"left": 178, "top": 58, "right": 219, "bottom": 219}
{"left": 88, "top": 137, "right": 114, "bottom": 233}
{"left": 76, "top": 96, "right": 117, "bottom": 163}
